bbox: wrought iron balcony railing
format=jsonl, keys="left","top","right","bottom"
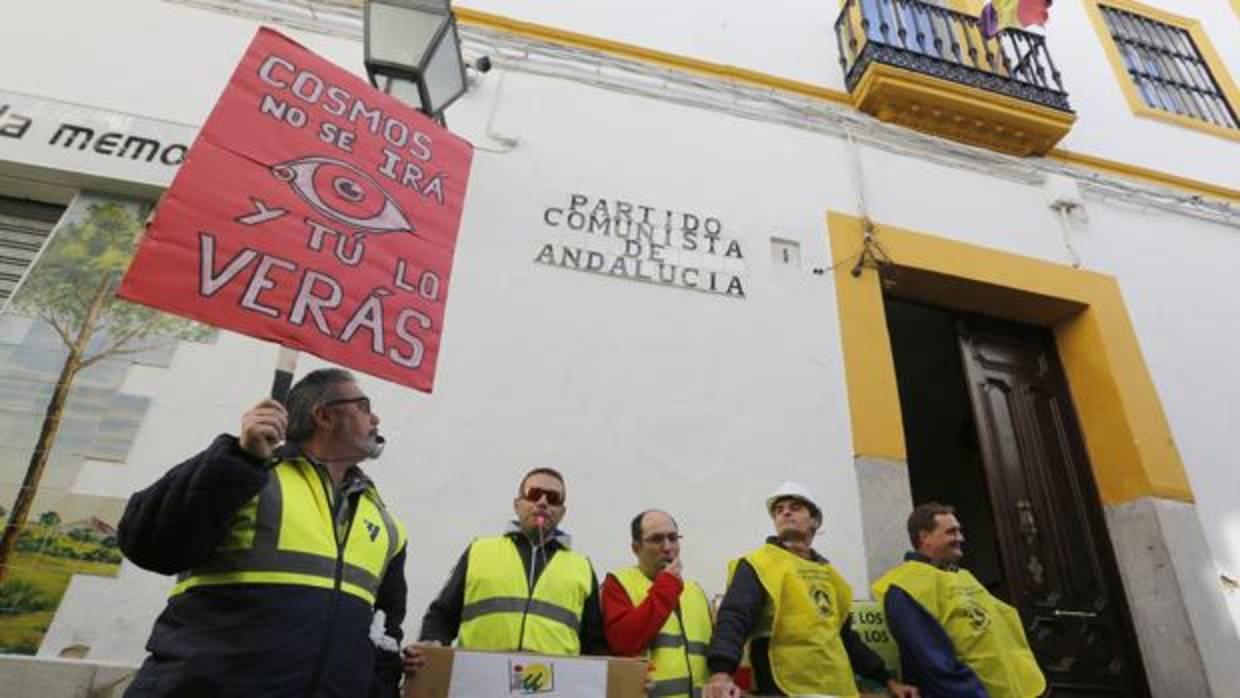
{"left": 835, "top": 0, "right": 1072, "bottom": 113}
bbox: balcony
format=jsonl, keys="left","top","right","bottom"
{"left": 835, "top": 0, "right": 1075, "bottom": 156}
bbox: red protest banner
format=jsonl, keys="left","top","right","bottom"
{"left": 118, "top": 27, "right": 472, "bottom": 392}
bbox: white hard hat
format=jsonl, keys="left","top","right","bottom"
{"left": 766, "top": 481, "right": 822, "bottom": 520}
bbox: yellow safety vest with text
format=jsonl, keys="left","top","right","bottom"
{"left": 172, "top": 457, "right": 406, "bottom": 606}
{"left": 873, "top": 561, "right": 1047, "bottom": 698}
{"left": 612, "top": 567, "right": 712, "bottom": 698}
{"left": 459, "top": 535, "right": 593, "bottom": 655}
{"left": 735, "top": 544, "right": 859, "bottom": 698}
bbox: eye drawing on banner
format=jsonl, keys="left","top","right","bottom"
{"left": 272, "top": 156, "right": 414, "bottom": 238}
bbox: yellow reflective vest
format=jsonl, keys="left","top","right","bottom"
{"left": 172, "top": 456, "right": 406, "bottom": 606}
{"left": 873, "top": 560, "right": 1047, "bottom": 698}
{"left": 459, "top": 535, "right": 594, "bottom": 655}
{"left": 735, "top": 543, "right": 859, "bottom": 698}
{"left": 612, "top": 567, "right": 712, "bottom": 698}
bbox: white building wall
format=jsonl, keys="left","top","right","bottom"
{"left": 2, "top": 0, "right": 1238, "bottom": 670}
{"left": 461, "top": 0, "right": 1240, "bottom": 184}
{"left": 7, "top": 0, "right": 1239, "bottom": 183}
{"left": 1047, "top": 0, "right": 1240, "bottom": 184}
{"left": 1078, "top": 198, "right": 1240, "bottom": 642}
{"left": 464, "top": 0, "right": 844, "bottom": 93}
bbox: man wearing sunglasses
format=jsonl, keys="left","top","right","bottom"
{"left": 118, "top": 368, "right": 408, "bottom": 698}
{"left": 413, "top": 467, "right": 607, "bottom": 659}
{"left": 602, "top": 510, "right": 713, "bottom": 698}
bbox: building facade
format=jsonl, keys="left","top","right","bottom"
{"left": 1, "top": 0, "right": 1238, "bottom": 695}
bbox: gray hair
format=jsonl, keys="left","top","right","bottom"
{"left": 285, "top": 368, "right": 355, "bottom": 443}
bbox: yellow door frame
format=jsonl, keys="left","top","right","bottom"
{"left": 827, "top": 211, "right": 1191, "bottom": 505}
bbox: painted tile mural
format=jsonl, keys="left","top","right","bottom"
{"left": 0, "top": 193, "right": 213, "bottom": 654}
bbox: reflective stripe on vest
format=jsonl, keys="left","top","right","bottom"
{"left": 649, "top": 633, "right": 709, "bottom": 655}
{"left": 459, "top": 536, "right": 592, "bottom": 655}
{"left": 873, "top": 561, "right": 1047, "bottom": 698}
{"left": 172, "top": 457, "right": 406, "bottom": 605}
{"left": 737, "top": 544, "right": 859, "bottom": 698}
{"left": 460, "top": 596, "right": 581, "bottom": 629}
{"left": 612, "top": 567, "right": 712, "bottom": 698}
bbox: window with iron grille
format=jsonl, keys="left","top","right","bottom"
{"left": 1097, "top": 4, "right": 1239, "bottom": 130}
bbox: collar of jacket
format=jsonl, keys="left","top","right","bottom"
{"left": 504, "top": 520, "right": 573, "bottom": 548}
{"left": 904, "top": 550, "right": 959, "bottom": 571}
{"left": 764, "top": 535, "right": 828, "bottom": 563}
{"left": 276, "top": 440, "right": 375, "bottom": 495}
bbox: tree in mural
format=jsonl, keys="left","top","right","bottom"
{"left": 0, "top": 198, "right": 210, "bottom": 582}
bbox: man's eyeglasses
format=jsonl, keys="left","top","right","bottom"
{"left": 642, "top": 533, "right": 682, "bottom": 546}
{"left": 522, "top": 487, "right": 565, "bottom": 507}
{"left": 323, "top": 396, "right": 372, "bottom": 414}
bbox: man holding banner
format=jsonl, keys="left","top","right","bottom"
{"left": 110, "top": 24, "right": 469, "bottom": 698}
{"left": 118, "top": 368, "right": 408, "bottom": 698}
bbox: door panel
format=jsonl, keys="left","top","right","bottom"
{"left": 957, "top": 315, "right": 1149, "bottom": 698}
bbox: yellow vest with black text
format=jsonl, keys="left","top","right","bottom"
{"left": 873, "top": 561, "right": 1046, "bottom": 698}
{"left": 459, "top": 535, "right": 593, "bottom": 655}
{"left": 734, "top": 544, "right": 858, "bottom": 698}
{"left": 171, "top": 457, "right": 406, "bottom": 606}
{"left": 612, "top": 567, "right": 712, "bottom": 698}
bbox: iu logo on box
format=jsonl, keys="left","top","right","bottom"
{"left": 509, "top": 660, "right": 555, "bottom": 694}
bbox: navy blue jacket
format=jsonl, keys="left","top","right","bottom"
{"left": 118, "top": 435, "right": 407, "bottom": 698}
{"left": 882, "top": 552, "right": 988, "bottom": 698}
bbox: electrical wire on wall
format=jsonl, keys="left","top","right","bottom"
{"left": 841, "top": 123, "right": 897, "bottom": 280}
{"left": 468, "top": 63, "right": 521, "bottom": 154}
{"left": 1050, "top": 203, "right": 1083, "bottom": 269}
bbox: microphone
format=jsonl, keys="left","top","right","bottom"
{"left": 526, "top": 513, "right": 548, "bottom": 598}
{"left": 364, "top": 434, "right": 385, "bottom": 460}
{"left": 535, "top": 513, "right": 548, "bottom": 544}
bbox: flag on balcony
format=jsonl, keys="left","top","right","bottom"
{"left": 980, "top": 0, "right": 1051, "bottom": 38}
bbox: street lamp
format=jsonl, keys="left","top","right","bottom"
{"left": 364, "top": 0, "right": 467, "bottom": 122}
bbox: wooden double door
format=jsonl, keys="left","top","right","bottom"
{"left": 954, "top": 314, "right": 1150, "bottom": 697}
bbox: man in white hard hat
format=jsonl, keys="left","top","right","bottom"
{"left": 704, "top": 482, "right": 919, "bottom": 698}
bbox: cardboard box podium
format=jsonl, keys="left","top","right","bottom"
{"left": 404, "top": 646, "right": 648, "bottom": 698}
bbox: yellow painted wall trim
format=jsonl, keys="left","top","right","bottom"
{"left": 1082, "top": 0, "right": 1240, "bottom": 143}
{"left": 454, "top": 7, "right": 851, "bottom": 106}
{"left": 456, "top": 6, "right": 1238, "bottom": 204}
{"left": 1047, "top": 149, "right": 1240, "bottom": 203}
{"left": 826, "top": 212, "right": 1193, "bottom": 505}
{"left": 827, "top": 217, "right": 907, "bottom": 462}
